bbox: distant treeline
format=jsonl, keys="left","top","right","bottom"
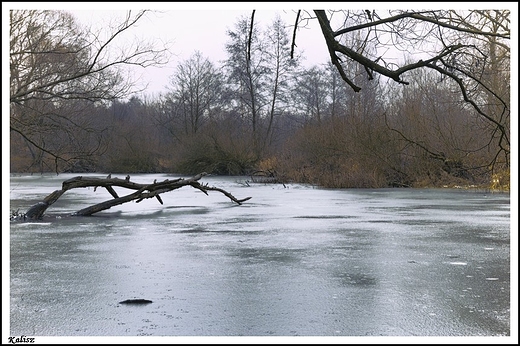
{"left": 10, "top": 62, "right": 509, "bottom": 190}
{"left": 10, "top": 11, "right": 510, "bottom": 190}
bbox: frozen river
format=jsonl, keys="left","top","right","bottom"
{"left": 8, "top": 173, "right": 511, "bottom": 340}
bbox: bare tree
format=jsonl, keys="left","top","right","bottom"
{"left": 262, "top": 15, "right": 299, "bottom": 151}
{"left": 280, "top": 9, "right": 510, "bottom": 168}
{"left": 165, "top": 51, "right": 224, "bottom": 136}
{"left": 385, "top": 67, "right": 494, "bottom": 183}
{"left": 10, "top": 10, "right": 170, "bottom": 173}
{"left": 224, "top": 13, "right": 268, "bottom": 156}
{"left": 324, "top": 62, "right": 349, "bottom": 119}
{"left": 292, "top": 65, "right": 329, "bottom": 123}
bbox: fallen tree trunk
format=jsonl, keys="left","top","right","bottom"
{"left": 22, "top": 173, "right": 251, "bottom": 220}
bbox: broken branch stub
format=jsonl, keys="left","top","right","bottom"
{"left": 21, "top": 173, "right": 252, "bottom": 220}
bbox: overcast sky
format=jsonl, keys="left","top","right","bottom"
{"left": 5, "top": 3, "right": 342, "bottom": 97}
{"left": 4, "top": 2, "right": 516, "bottom": 97}
{"left": 67, "top": 7, "right": 331, "bottom": 96}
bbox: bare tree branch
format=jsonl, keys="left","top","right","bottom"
{"left": 311, "top": 9, "right": 510, "bottom": 165}
{"left": 290, "top": 10, "right": 301, "bottom": 59}
{"left": 247, "top": 10, "right": 256, "bottom": 62}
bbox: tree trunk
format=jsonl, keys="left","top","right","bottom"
{"left": 21, "top": 173, "right": 251, "bottom": 220}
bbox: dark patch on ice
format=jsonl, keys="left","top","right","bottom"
{"left": 119, "top": 299, "right": 153, "bottom": 305}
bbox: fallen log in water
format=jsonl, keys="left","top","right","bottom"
{"left": 20, "top": 173, "right": 251, "bottom": 220}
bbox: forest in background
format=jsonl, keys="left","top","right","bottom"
{"left": 9, "top": 10, "right": 511, "bottom": 190}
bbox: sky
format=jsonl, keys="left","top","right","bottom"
{"left": 4, "top": 2, "right": 517, "bottom": 97}
{"left": 67, "top": 7, "right": 330, "bottom": 97}
{"left": 5, "top": 3, "right": 339, "bottom": 97}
